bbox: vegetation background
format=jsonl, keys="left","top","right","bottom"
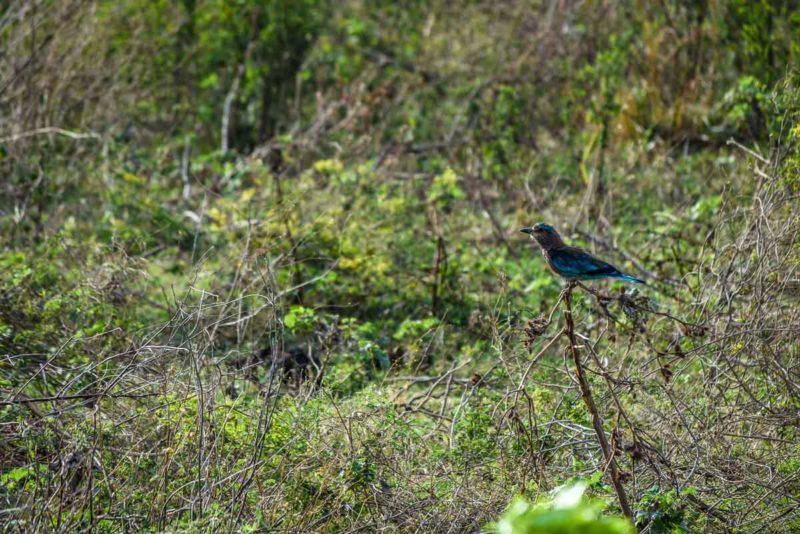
{"left": 2, "top": 0, "right": 800, "bottom": 532}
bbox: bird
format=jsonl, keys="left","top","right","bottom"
{"left": 520, "top": 223, "right": 645, "bottom": 284}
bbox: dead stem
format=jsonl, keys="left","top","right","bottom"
{"left": 563, "top": 282, "right": 633, "bottom": 518}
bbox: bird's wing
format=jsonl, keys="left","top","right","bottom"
{"left": 549, "top": 247, "right": 620, "bottom": 278}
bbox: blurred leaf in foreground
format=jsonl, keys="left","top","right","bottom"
{"left": 493, "top": 481, "right": 634, "bottom": 534}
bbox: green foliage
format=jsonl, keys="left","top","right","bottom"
{"left": 716, "top": 75, "right": 768, "bottom": 139}
{"left": 494, "top": 481, "right": 634, "bottom": 534}
{"left": 102, "top": 0, "right": 326, "bottom": 151}
{"left": 393, "top": 317, "right": 439, "bottom": 342}
{"left": 722, "top": 1, "right": 800, "bottom": 87}
{"left": 635, "top": 487, "right": 693, "bottom": 534}
{"left": 283, "top": 305, "right": 317, "bottom": 333}
{"left": 0, "top": 465, "right": 41, "bottom": 493}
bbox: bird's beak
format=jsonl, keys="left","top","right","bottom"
{"left": 520, "top": 227, "right": 534, "bottom": 235}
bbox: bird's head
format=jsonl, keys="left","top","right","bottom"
{"left": 520, "top": 223, "right": 564, "bottom": 250}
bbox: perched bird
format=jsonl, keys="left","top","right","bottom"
{"left": 520, "top": 223, "right": 645, "bottom": 284}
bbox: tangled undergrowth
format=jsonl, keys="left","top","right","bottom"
{"left": 2, "top": 1, "right": 800, "bottom": 532}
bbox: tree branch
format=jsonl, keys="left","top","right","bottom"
{"left": 563, "top": 282, "right": 633, "bottom": 518}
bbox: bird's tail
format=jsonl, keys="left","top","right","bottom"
{"left": 614, "top": 273, "right": 646, "bottom": 284}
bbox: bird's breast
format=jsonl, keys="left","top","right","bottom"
{"left": 541, "top": 248, "right": 557, "bottom": 272}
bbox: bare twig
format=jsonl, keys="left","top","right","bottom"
{"left": 563, "top": 282, "right": 633, "bottom": 518}
{"left": 0, "top": 126, "right": 101, "bottom": 143}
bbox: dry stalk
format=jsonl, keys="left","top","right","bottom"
{"left": 562, "top": 282, "right": 633, "bottom": 519}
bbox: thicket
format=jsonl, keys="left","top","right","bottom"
{"left": 2, "top": 1, "right": 800, "bottom": 532}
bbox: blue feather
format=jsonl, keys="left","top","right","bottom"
{"left": 612, "top": 273, "right": 646, "bottom": 284}
{"left": 547, "top": 248, "right": 645, "bottom": 284}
